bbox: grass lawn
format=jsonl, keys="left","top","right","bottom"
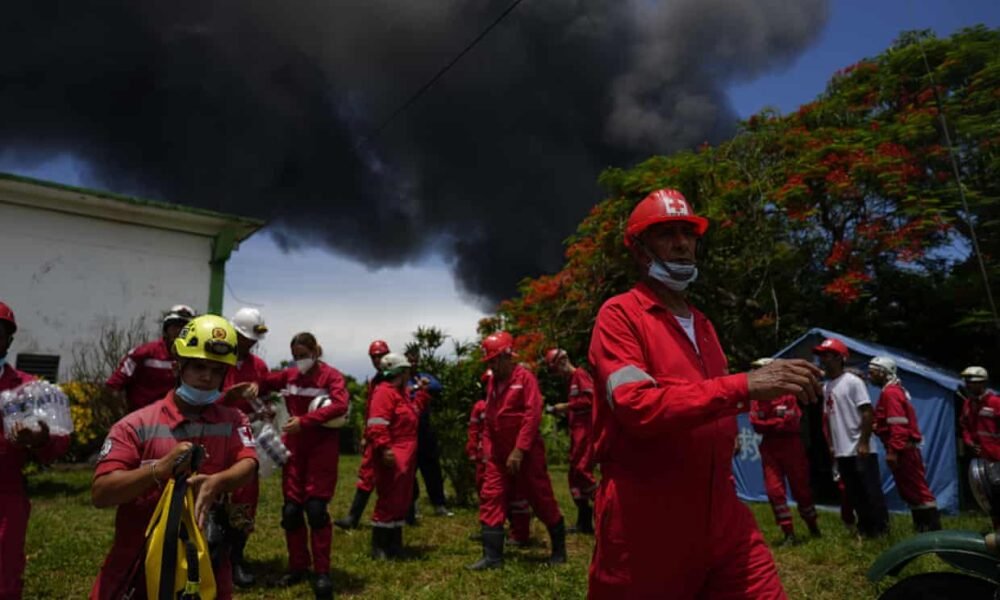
{"left": 23, "top": 455, "right": 988, "bottom": 599}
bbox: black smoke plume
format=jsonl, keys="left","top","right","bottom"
{"left": 0, "top": 1, "right": 828, "bottom": 305}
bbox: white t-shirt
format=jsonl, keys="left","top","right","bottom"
{"left": 824, "top": 371, "right": 872, "bottom": 457}
{"left": 674, "top": 314, "right": 699, "bottom": 354}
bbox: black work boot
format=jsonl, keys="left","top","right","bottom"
{"left": 230, "top": 531, "right": 255, "bottom": 587}
{"left": 388, "top": 526, "right": 404, "bottom": 559}
{"left": 278, "top": 570, "right": 309, "bottom": 587}
{"left": 547, "top": 519, "right": 567, "bottom": 565}
{"left": 570, "top": 500, "right": 594, "bottom": 534}
{"left": 913, "top": 507, "right": 942, "bottom": 532}
{"left": 467, "top": 526, "right": 505, "bottom": 570}
{"left": 371, "top": 527, "right": 391, "bottom": 560}
{"left": 334, "top": 489, "right": 371, "bottom": 530}
{"left": 313, "top": 572, "right": 334, "bottom": 600}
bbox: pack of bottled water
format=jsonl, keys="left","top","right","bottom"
{"left": 254, "top": 422, "right": 291, "bottom": 478}
{"left": 1, "top": 380, "right": 75, "bottom": 438}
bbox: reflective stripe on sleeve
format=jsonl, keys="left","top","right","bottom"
{"left": 287, "top": 386, "right": 326, "bottom": 397}
{"left": 143, "top": 359, "right": 174, "bottom": 370}
{"left": 885, "top": 416, "right": 909, "bottom": 425}
{"left": 606, "top": 365, "right": 655, "bottom": 409}
{"left": 121, "top": 357, "right": 136, "bottom": 377}
{"left": 367, "top": 418, "right": 390, "bottom": 426}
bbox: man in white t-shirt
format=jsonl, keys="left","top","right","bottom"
{"left": 813, "top": 337, "right": 889, "bottom": 538}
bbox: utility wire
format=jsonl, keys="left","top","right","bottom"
{"left": 913, "top": 33, "right": 1000, "bottom": 339}
{"left": 359, "top": 0, "right": 529, "bottom": 146}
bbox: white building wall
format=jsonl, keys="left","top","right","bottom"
{"left": 0, "top": 202, "right": 214, "bottom": 380}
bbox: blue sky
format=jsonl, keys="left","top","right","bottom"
{"left": 3, "top": 1, "right": 997, "bottom": 379}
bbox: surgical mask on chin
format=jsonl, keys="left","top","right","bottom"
{"left": 296, "top": 358, "right": 316, "bottom": 373}
{"left": 176, "top": 383, "right": 221, "bottom": 406}
{"left": 648, "top": 260, "right": 698, "bottom": 291}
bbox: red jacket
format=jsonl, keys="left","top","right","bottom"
{"left": 873, "top": 381, "right": 922, "bottom": 453}
{"left": 750, "top": 394, "right": 801, "bottom": 436}
{"left": 567, "top": 368, "right": 595, "bottom": 429}
{"left": 0, "top": 365, "right": 69, "bottom": 494}
{"left": 466, "top": 399, "right": 487, "bottom": 461}
{"left": 222, "top": 354, "right": 270, "bottom": 415}
{"left": 105, "top": 338, "right": 177, "bottom": 411}
{"left": 365, "top": 382, "right": 430, "bottom": 451}
{"left": 484, "top": 365, "right": 543, "bottom": 457}
{"left": 961, "top": 390, "right": 1000, "bottom": 461}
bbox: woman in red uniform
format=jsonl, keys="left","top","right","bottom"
{"left": 90, "top": 315, "right": 257, "bottom": 600}
{"left": 219, "top": 307, "right": 270, "bottom": 587}
{"left": 264, "top": 333, "right": 349, "bottom": 600}
{"left": 366, "top": 353, "right": 431, "bottom": 558}
{"left": 0, "top": 301, "right": 69, "bottom": 600}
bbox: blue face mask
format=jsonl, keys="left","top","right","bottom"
{"left": 648, "top": 260, "right": 698, "bottom": 291}
{"left": 176, "top": 383, "right": 221, "bottom": 407}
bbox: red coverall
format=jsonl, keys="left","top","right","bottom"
{"left": 106, "top": 338, "right": 177, "bottom": 412}
{"left": 90, "top": 392, "right": 257, "bottom": 600}
{"left": 874, "top": 382, "right": 936, "bottom": 509}
{"left": 467, "top": 399, "right": 530, "bottom": 542}
{"left": 0, "top": 366, "right": 69, "bottom": 600}
{"left": 356, "top": 377, "right": 378, "bottom": 493}
{"left": 478, "top": 365, "right": 562, "bottom": 530}
{"left": 566, "top": 368, "right": 597, "bottom": 502}
{"left": 366, "top": 382, "right": 430, "bottom": 525}
{"left": 588, "top": 282, "right": 784, "bottom": 600}
{"left": 750, "top": 394, "right": 817, "bottom": 535}
{"left": 961, "top": 391, "right": 1000, "bottom": 461}
{"left": 263, "top": 362, "right": 349, "bottom": 575}
{"left": 221, "top": 354, "right": 270, "bottom": 533}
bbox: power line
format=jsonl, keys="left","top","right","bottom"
{"left": 359, "top": 0, "right": 529, "bottom": 146}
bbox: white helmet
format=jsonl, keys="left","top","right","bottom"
{"left": 869, "top": 356, "right": 897, "bottom": 377}
{"left": 962, "top": 366, "right": 989, "bottom": 382}
{"left": 380, "top": 353, "right": 412, "bottom": 376}
{"left": 751, "top": 358, "right": 774, "bottom": 369}
{"left": 231, "top": 307, "right": 268, "bottom": 341}
{"left": 308, "top": 395, "right": 349, "bottom": 429}
{"left": 163, "top": 304, "right": 197, "bottom": 326}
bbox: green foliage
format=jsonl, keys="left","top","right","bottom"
{"left": 499, "top": 26, "right": 1000, "bottom": 374}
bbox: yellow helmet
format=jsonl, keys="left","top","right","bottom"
{"left": 173, "top": 315, "right": 238, "bottom": 367}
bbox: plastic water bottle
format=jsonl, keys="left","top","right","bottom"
{"left": 254, "top": 423, "right": 291, "bottom": 478}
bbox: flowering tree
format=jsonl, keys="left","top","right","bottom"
{"left": 497, "top": 27, "right": 1000, "bottom": 372}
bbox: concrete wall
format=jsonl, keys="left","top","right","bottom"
{"left": 0, "top": 202, "right": 213, "bottom": 380}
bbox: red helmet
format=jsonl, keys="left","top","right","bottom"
{"left": 0, "top": 302, "right": 16, "bottom": 335}
{"left": 812, "top": 338, "right": 849, "bottom": 359}
{"left": 481, "top": 331, "right": 514, "bottom": 362}
{"left": 624, "top": 189, "right": 709, "bottom": 249}
{"left": 368, "top": 339, "right": 390, "bottom": 357}
{"left": 544, "top": 348, "right": 565, "bottom": 369}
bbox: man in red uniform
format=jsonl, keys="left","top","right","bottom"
{"left": 263, "top": 332, "right": 349, "bottom": 600}
{"left": 869, "top": 356, "right": 941, "bottom": 532}
{"left": 749, "top": 358, "right": 820, "bottom": 544}
{"left": 220, "top": 307, "right": 270, "bottom": 587}
{"left": 545, "top": 348, "right": 597, "bottom": 534}
{"left": 335, "top": 340, "right": 390, "bottom": 530}
{"left": 960, "top": 366, "right": 1000, "bottom": 461}
{"left": 106, "top": 304, "right": 196, "bottom": 412}
{"left": 468, "top": 331, "right": 566, "bottom": 570}
{"left": 588, "top": 188, "right": 822, "bottom": 599}
{"left": 0, "top": 301, "right": 69, "bottom": 600}
{"left": 90, "top": 315, "right": 257, "bottom": 600}
{"left": 366, "top": 353, "right": 431, "bottom": 558}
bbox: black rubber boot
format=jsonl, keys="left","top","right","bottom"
{"left": 467, "top": 526, "right": 505, "bottom": 570}
{"left": 570, "top": 500, "right": 594, "bottom": 534}
{"left": 334, "top": 489, "right": 371, "bottom": 530}
{"left": 926, "top": 507, "right": 942, "bottom": 531}
{"left": 278, "top": 571, "right": 309, "bottom": 587}
{"left": 313, "top": 572, "right": 334, "bottom": 600}
{"left": 230, "top": 531, "right": 255, "bottom": 587}
{"left": 389, "top": 526, "right": 404, "bottom": 559}
{"left": 371, "top": 527, "right": 391, "bottom": 560}
{"left": 547, "top": 519, "right": 567, "bottom": 565}
{"left": 913, "top": 507, "right": 942, "bottom": 532}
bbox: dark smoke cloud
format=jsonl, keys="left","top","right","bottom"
{"left": 0, "top": 0, "right": 828, "bottom": 306}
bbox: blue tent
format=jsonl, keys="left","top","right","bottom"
{"left": 732, "top": 327, "right": 963, "bottom": 515}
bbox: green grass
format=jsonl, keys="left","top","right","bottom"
{"left": 23, "top": 456, "right": 989, "bottom": 598}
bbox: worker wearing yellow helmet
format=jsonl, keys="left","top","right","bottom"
{"left": 90, "top": 315, "right": 259, "bottom": 600}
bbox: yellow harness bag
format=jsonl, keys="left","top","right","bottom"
{"left": 144, "top": 475, "right": 217, "bottom": 599}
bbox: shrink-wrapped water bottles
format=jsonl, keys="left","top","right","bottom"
{"left": 1, "top": 380, "right": 74, "bottom": 437}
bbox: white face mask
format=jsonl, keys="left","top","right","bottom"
{"left": 295, "top": 358, "right": 315, "bottom": 373}
{"left": 648, "top": 260, "right": 698, "bottom": 291}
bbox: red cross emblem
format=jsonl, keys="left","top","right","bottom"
{"left": 659, "top": 191, "right": 689, "bottom": 216}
